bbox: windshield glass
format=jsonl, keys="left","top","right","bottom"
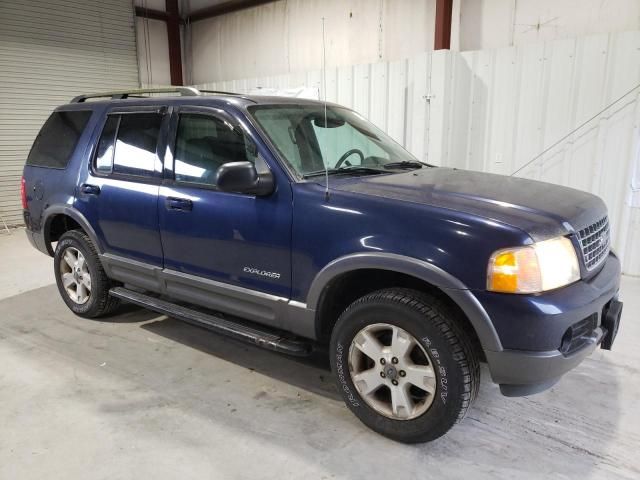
{"left": 249, "top": 105, "right": 419, "bottom": 177}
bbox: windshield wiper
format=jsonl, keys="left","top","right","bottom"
{"left": 382, "top": 160, "right": 426, "bottom": 170}
{"left": 302, "top": 166, "right": 387, "bottom": 179}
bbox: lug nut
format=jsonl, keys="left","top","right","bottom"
{"left": 380, "top": 358, "right": 386, "bottom": 365}
{"left": 392, "top": 380, "right": 398, "bottom": 386}
{"left": 391, "top": 357, "right": 398, "bottom": 364}
{"left": 399, "top": 370, "right": 406, "bottom": 377}
{"left": 380, "top": 372, "right": 386, "bottom": 378}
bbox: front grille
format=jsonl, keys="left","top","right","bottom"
{"left": 576, "top": 216, "right": 610, "bottom": 271}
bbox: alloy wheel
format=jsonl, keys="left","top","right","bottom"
{"left": 59, "top": 247, "right": 92, "bottom": 305}
{"left": 348, "top": 323, "right": 437, "bottom": 420}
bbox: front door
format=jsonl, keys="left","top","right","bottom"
{"left": 158, "top": 106, "right": 292, "bottom": 325}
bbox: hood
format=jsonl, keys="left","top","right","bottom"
{"left": 329, "top": 167, "right": 607, "bottom": 241}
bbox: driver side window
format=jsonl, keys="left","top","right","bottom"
{"left": 174, "top": 113, "right": 255, "bottom": 186}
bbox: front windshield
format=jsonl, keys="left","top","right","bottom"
{"left": 249, "top": 104, "right": 420, "bottom": 177}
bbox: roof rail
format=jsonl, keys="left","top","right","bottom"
{"left": 198, "top": 89, "right": 244, "bottom": 96}
{"left": 71, "top": 86, "right": 201, "bottom": 103}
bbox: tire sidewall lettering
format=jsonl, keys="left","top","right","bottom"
{"left": 423, "top": 336, "right": 448, "bottom": 405}
{"left": 335, "top": 342, "right": 360, "bottom": 407}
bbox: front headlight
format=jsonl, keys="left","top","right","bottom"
{"left": 487, "top": 236, "right": 580, "bottom": 293}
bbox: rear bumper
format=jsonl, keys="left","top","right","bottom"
{"left": 25, "top": 227, "right": 50, "bottom": 256}
{"left": 480, "top": 253, "right": 622, "bottom": 396}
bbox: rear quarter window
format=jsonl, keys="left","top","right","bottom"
{"left": 26, "top": 110, "right": 92, "bottom": 168}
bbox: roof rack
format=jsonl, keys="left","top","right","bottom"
{"left": 199, "top": 89, "right": 244, "bottom": 96}
{"left": 70, "top": 86, "right": 248, "bottom": 103}
{"left": 71, "top": 87, "right": 201, "bottom": 103}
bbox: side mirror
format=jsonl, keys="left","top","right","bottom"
{"left": 215, "top": 161, "right": 274, "bottom": 196}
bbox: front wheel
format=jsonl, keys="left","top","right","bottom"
{"left": 54, "top": 230, "right": 119, "bottom": 318}
{"left": 330, "top": 288, "right": 480, "bottom": 443}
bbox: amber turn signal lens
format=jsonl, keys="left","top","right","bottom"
{"left": 487, "top": 247, "right": 540, "bottom": 293}
{"left": 488, "top": 251, "right": 518, "bottom": 292}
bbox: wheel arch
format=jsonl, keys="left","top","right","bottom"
{"left": 43, "top": 206, "right": 103, "bottom": 256}
{"left": 307, "top": 253, "right": 503, "bottom": 353}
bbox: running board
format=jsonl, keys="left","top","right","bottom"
{"left": 109, "top": 287, "right": 312, "bottom": 357}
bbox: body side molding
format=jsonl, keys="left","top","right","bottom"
{"left": 99, "top": 252, "right": 317, "bottom": 339}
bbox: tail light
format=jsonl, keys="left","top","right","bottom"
{"left": 20, "top": 176, "right": 27, "bottom": 209}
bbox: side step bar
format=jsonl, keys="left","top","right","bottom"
{"left": 109, "top": 287, "right": 312, "bottom": 357}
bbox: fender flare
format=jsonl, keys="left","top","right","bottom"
{"left": 306, "top": 252, "right": 503, "bottom": 352}
{"left": 43, "top": 205, "right": 104, "bottom": 256}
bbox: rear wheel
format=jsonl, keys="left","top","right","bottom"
{"left": 54, "top": 230, "right": 119, "bottom": 318}
{"left": 330, "top": 288, "right": 480, "bottom": 443}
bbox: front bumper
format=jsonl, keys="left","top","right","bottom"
{"left": 479, "top": 253, "right": 622, "bottom": 396}
{"left": 485, "top": 328, "right": 604, "bottom": 396}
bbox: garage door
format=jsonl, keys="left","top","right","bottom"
{"left": 0, "top": 0, "right": 140, "bottom": 227}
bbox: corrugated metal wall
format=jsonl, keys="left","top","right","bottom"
{"left": 445, "top": 31, "right": 640, "bottom": 276}
{"left": 189, "top": 0, "right": 437, "bottom": 84}
{"left": 197, "top": 30, "right": 640, "bottom": 275}
{"left": 0, "top": 0, "right": 140, "bottom": 227}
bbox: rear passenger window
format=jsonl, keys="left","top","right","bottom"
{"left": 94, "top": 112, "right": 163, "bottom": 177}
{"left": 27, "top": 110, "right": 92, "bottom": 168}
{"left": 114, "top": 114, "right": 163, "bottom": 176}
{"left": 174, "top": 114, "right": 255, "bottom": 186}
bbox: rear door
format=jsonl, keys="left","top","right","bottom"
{"left": 76, "top": 106, "right": 168, "bottom": 282}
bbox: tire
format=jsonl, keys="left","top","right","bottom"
{"left": 330, "top": 288, "right": 480, "bottom": 443}
{"left": 54, "top": 230, "right": 120, "bottom": 318}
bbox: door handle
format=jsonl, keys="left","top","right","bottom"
{"left": 80, "top": 184, "right": 100, "bottom": 195}
{"left": 165, "top": 196, "right": 193, "bottom": 211}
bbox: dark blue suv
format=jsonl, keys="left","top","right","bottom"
{"left": 22, "top": 87, "right": 623, "bottom": 443}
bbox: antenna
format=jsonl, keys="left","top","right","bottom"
{"left": 321, "top": 17, "right": 330, "bottom": 202}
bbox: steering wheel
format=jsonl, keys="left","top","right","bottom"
{"left": 335, "top": 149, "right": 365, "bottom": 169}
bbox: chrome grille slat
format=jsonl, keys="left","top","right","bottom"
{"left": 579, "top": 222, "right": 609, "bottom": 243}
{"left": 576, "top": 216, "right": 610, "bottom": 271}
{"left": 580, "top": 225, "right": 608, "bottom": 242}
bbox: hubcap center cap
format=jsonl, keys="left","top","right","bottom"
{"left": 384, "top": 365, "right": 398, "bottom": 380}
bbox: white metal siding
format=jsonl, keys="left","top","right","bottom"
{"left": 189, "top": 0, "right": 437, "bottom": 85}
{"left": 0, "top": 0, "right": 139, "bottom": 226}
{"left": 448, "top": 31, "right": 640, "bottom": 276}
{"left": 197, "top": 30, "right": 640, "bottom": 275}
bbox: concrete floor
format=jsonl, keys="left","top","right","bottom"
{"left": 0, "top": 229, "right": 639, "bottom": 480}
